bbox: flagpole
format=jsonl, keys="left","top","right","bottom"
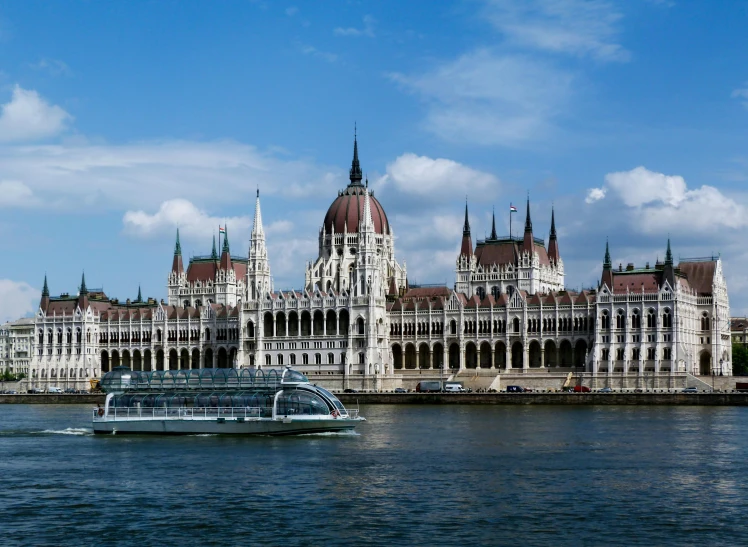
{"left": 510, "top": 203, "right": 512, "bottom": 240}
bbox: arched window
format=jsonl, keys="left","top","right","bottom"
{"left": 290, "top": 354, "right": 296, "bottom": 365}
{"left": 616, "top": 310, "right": 625, "bottom": 329}
{"left": 601, "top": 310, "right": 610, "bottom": 330}
{"left": 663, "top": 308, "right": 672, "bottom": 328}
{"left": 66, "top": 329, "right": 72, "bottom": 344}
{"left": 302, "top": 353, "right": 309, "bottom": 365}
{"left": 631, "top": 309, "right": 641, "bottom": 329}
{"left": 647, "top": 308, "right": 655, "bottom": 328}
{"left": 314, "top": 353, "right": 322, "bottom": 365}
{"left": 513, "top": 317, "right": 520, "bottom": 333}
{"left": 701, "top": 312, "right": 710, "bottom": 331}
{"left": 491, "top": 286, "right": 500, "bottom": 299}
{"left": 265, "top": 354, "right": 272, "bottom": 366}
{"left": 277, "top": 354, "right": 284, "bottom": 365}
{"left": 327, "top": 353, "right": 335, "bottom": 365}
{"left": 450, "top": 320, "right": 457, "bottom": 335}
{"left": 204, "top": 328, "right": 210, "bottom": 341}
{"left": 56, "top": 330, "right": 62, "bottom": 344}
{"left": 476, "top": 287, "right": 485, "bottom": 300}
{"left": 157, "top": 329, "right": 162, "bottom": 342}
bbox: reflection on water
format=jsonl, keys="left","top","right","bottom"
{"left": 0, "top": 404, "right": 746, "bottom": 546}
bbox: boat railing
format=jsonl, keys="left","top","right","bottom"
{"left": 93, "top": 406, "right": 268, "bottom": 421}
{"left": 343, "top": 409, "right": 359, "bottom": 419}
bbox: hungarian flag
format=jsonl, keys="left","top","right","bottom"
{"left": 509, "top": 204, "right": 518, "bottom": 213}
{"left": 219, "top": 226, "right": 226, "bottom": 234}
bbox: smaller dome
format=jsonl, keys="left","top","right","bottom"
{"left": 323, "top": 184, "right": 390, "bottom": 235}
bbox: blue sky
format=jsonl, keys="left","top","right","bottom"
{"left": 1, "top": 0, "right": 748, "bottom": 321}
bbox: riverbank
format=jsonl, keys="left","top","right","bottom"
{"left": 3, "top": 392, "right": 748, "bottom": 405}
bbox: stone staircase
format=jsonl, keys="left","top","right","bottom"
{"left": 686, "top": 373, "right": 713, "bottom": 391}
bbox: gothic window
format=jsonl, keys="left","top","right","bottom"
{"left": 76, "top": 329, "right": 82, "bottom": 344}
{"left": 513, "top": 317, "right": 520, "bottom": 333}
{"left": 663, "top": 309, "right": 672, "bottom": 328}
{"left": 278, "top": 354, "right": 284, "bottom": 366}
{"left": 38, "top": 330, "right": 44, "bottom": 344}
{"left": 157, "top": 329, "right": 163, "bottom": 342}
{"left": 327, "top": 353, "right": 334, "bottom": 365}
{"left": 631, "top": 309, "right": 641, "bottom": 329}
{"left": 663, "top": 348, "right": 672, "bottom": 360}
{"left": 701, "top": 313, "right": 710, "bottom": 331}
{"left": 450, "top": 320, "right": 457, "bottom": 336}
{"left": 56, "top": 330, "right": 62, "bottom": 344}
{"left": 615, "top": 348, "right": 624, "bottom": 360}
{"left": 204, "top": 328, "right": 209, "bottom": 341}
{"left": 357, "top": 318, "right": 365, "bottom": 335}
{"left": 358, "top": 353, "right": 365, "bottom": 364}
{"left": 315, "top": 353, "right": 322, "bottom": 365}
{"left": 647, "top": 309, "right": 655, "bottom": 328}
{"left": 476, "top": 287, "right": 485, "bottom": 300}
{"left": 602, "top": 349, "right": 609, "bottom": 361}
{"left": 290, "top": 354, "right": 296, "bottom": 365}
{"left": 632, "top": 348, "right": 640, "bottom": 360}
{"left": 647, "top": 347, "right": 656, "bottom": 360}
{"left": 265, "top": 354, "right": 271, "bottom": 366}
{"left": 616, "top": 310, "right": 625, "bottom": 329}
{"left": 183, "top": 300, "right": 190, "bottom": 308}
{"left": 491, "top": 286, "right": 500, "bottom": 299}
{"left": 47, "top": 330, "right": 53, "bottom": 344}
{"left": 87, "top": 330, "right": 91, "bottom": 343}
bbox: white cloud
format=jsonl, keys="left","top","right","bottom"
{"left": 379, "top": 153, "right": 499, "bottom": 200}
{"left": 334, "top": 15, "right": 375, "bottom": 37}
{"left": 0, "top": 85, "right": 72, "bottom": 143}
{"left": 390, "top": 50, "right": 573, "bottom": 146}
{"left": 0, "top": 140, "right": 342, "bottom": 211}
{"left": 483, "top": 0, "right": 630, "bottom": 62}
{"left": 285, "top": 6, "right": 298, "bottom": 16}
{"left": 0, "top": 180, "right": 35, "bottom": 207}
{"left": 585, "top": 187, "right": 606, "bottom": 203}
{"left": 0, "top": 279, "right": 39, "bottom": 323}
{"left": 123, "top": 199, "right": 252, "bottom": 240}
{"left": 600, "top": 166, "right": 748, "bottom": 233}
{"left": 30, "top": 58, "right": 72, "bottom": 77}
{"left": 300, "top": 44, "right": 338, "bottom": 63}
{"left": 732, "top": 83, "right": 748, "bottom": 109}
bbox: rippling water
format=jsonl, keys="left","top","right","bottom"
{"left": 1, "top": 404, "right": 747, "bottom": 546}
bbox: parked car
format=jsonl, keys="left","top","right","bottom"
{"left": 599, "top": 387, "right": 613, "bottom": 393}
{"left": 343, "top": 388, "right": 358, "bottom": 393}
{"left": 506, "top": 385, "right": 525, "bottom": 393}
{"left": 682, "top": 386, "right": 698, "bottom": 393}
{"left": 64, "top": 388, "right": 77, "bottom": 394}
{"left": 573, "top": 385, "right": 591, "bottom": 393}
{"left": 393, "top": 387, "right": 407, "bottom": 393}
{"left": 30, "top": 388, "right": 44, "bottom": 394}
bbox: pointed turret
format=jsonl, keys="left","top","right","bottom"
{"left": 349, "top": 125, "right": 363, "bottom": 186}
{"left": 601, "top": 239, "right": 614, "bottom": 289}
{"left": 522, "top": 196, "right": 534, "bottom": 252}
{"left": 136, "top": 285, "right": 142, "bottom": 303}
{"left": 665, "top": 237, "right": 673, "bottom": 266}
{"left": 211, "top": 234, "right": 218, "bottom": 260}
{"left": 253, "top": 188, "right": 264, "bottom": 237}
{"left": 171, "top": 228, "right": 184, "bottom": 274}
{"left": 490, "top": 208, "right": 497, "bottom": 240}
{"left": 460, "top": 201, "right": 473, "bottom": 257}
{"left": 361, "top": 187, "right": 375, "bottom": 232}
{"left": 663, "top": 237, "right": 675, "bottom": 287}
{"left": 247, "top": 191, "right": 273, "bottom": 299}
{"left": 40, "top": 274, "right": 50, "bottom": 311}
{"left": 548, "top": 206, "right": 560, "bottom": 263}
{"left": 78, "top": 272, "right": 89, "bottom": 310}
{"left": 220, "top": 225, "right": 232, "bottom": 271}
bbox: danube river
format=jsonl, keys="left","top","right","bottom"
{"left": 1, "top": 404, "right": 746, "bottom": 546}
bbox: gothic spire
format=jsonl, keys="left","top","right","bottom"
{"left": 80, "top": 271, "right": 88, "bottom": 295}
{"left": 42, "top": 274, "right": 49, "bottom": 297}
{"left": 253, "top": 189, "right": 264, "bottom": 236}
{"left": 604, "top": 239, "right": 612, "bottom": 269}
{"left": 665, "top": 237, "right": 673, "bottom": 265}
{"left": 362, "top": 187, "right": 374, "bottom": 231}
{"left": 463, "top": 201, "right": 471, "bottom": 236}
{"left": 211, "top": 234, "right": 218, "bottom": 260}
{"left": 550, "top": 206, "right": 557, "bottom": 239}
{"left": 137, "top": 285, "right": 142, "bottom": 303}
{"left": 349, "top": 124, "right": 363, "bottom": 185}
{"left": 490, "top": 208, "right": 497, "bottom": 239}
{"left": 460, "top": 201, "right": 473, "bottom": 257}
{"left": 222, "top": 225, "right": 230, "bottom": 253}
{"left": 524, "top": 195, "right": 533, "bottom": 233}
{"left": 174, "top": 228, "right": 182, "bottom": 256}
{"left": 548, "top": 206, "right": 560, "bottom": 263}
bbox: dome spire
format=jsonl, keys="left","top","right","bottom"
{"left": 349, "top": 123, "right": 363, "bottom": 185}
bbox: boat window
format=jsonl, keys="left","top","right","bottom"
{"left": 313, "top": 386, "right": 346, "bottom": 411}
{"left": 276, "top": 390, "right": 331, "bottom": 416}
{"left": 282, "top": 369, "right": 308, "bottom": 384}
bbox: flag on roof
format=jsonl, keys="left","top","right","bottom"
{"left": 509, "top": 204, "right": 518, "bottom": 213}
{"left": 219, "top": 226, "right": 226, "bottom": 234}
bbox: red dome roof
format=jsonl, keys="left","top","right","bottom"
{"left": 323, "top": 184, "right": 390, "bottom": 235}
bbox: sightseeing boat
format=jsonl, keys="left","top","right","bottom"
{"left": 92, "top": 366, "right": 364, "bottom": 435}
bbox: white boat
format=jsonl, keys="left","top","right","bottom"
{"left": 92, "top": 366, "right": 364, "bottom": 435}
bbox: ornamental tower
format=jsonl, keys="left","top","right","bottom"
{"left": 455, "top": 201, "right": 473, "bottom": 294}
{"left": 247, "top": 189, "right": 273, "bottom": 300}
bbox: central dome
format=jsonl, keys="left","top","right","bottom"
{"left": 323, "top": 184, "right": 390, "bottom": 235}
{"left": 322, "top": 133, "right": 390, "bottom": 235}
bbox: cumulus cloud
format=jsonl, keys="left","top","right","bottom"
{"left": 300, "top": 44, "right": 338, "bottom": 63}
{"left": 0, "top": 180, "right": 35, "bottom": 207}
{"left": 585, "top": 187, "right": 606, "bottom": 203}
{"left": 334, "top": 15, "right": 375, "bottom": 37}
{"left": 389, "top": 50, "right": 573, "bottom": 146}
{"left": 483, "top": 0, "right": 629, "bottom": 62}
{"left": 0, "top": 140, "right": 342, "bottom": 211}
{"left": 379, "top": 153, "right": 499, "bottom": 200}
{"left": 0, "top": 85, "right": 72, "bottom": 143}
{"left": 592, "top": 166, "right": 748, "bottom": 234}
{"left": 0, "top": 279, "right": 39, "bottom": 323}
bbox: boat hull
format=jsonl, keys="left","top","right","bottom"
{"left": 93, "top": 417, "right": 362, "bottom": 435}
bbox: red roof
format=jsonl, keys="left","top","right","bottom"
{"left": 678, "top": 261, "right": 715, "bottom": 295}
{"left": 474, "top": 239, "right": 550, "bottom": 267}
{"left": 186, "top": 259, "right": 247, "bottom": 283}
{"left": 323, "top": 186, "right": 390, "bottom": 235}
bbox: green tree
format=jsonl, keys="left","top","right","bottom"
{"left": 732, "top": 344, "right": 748, "bottom": 376}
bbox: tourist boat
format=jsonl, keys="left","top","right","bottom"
{"left": 92, "top": 366, "right": 364, "bottom": 435}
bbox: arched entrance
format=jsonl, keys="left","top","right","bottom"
{"left": 529, "top": 341, "right": 541, "bottom": 368}
{"left": 264, "top": 312, "right": 274, "bottom": 337}
{"left": 392, "top": 344, "right": 403, "bottom": 369}
{"left": 574, "top": 340, "right": 588, "bottom": 367}
{"left": 511, "top": 342, "right": 523, "bottom": 368}
{"left": 313, "top": 311, "right": 324, "bottom": 336}
{"left": 133, "top": 350, "right": 142, "bottom": 371}
{"left": 419, "top": 343, "right": 430, "bottom": 369}
{"left": 449, "top": 343, "right": 460, "bottom": 369}
{"left": 544, "top": 340, "right": 557, "bottom": 367}
{"left": 122, "top": 350, "right": 131, "bottom": 369}
{"left": 465, "top": 342, "right": 477, "bottom": 369}
{"left": 494, "top": 342, "right": 506, "bottom": 368}
{"left": 339, "top": 310, "right": 350, "bottom": 336}
{"left": 144, "top": 349, "right": 152, "bottom": 372}
{"left": 101, "top": 351, "right": 110, "bottom": 373}
{"left": 204, "top": 348, "right": 214, "bottom": 368}
{"left": 559, "top": 340, "right": 572, "bottom": 367}
{"left": 217, "top": 347, "right": 228, "bottom": 368}
{"left": 480, "top": 342, "right": 492, "bottom": 368}
{"left": 699, "top": 351, "right": 711, "bottom": 375}
{"left": 326, "top": 310, "right": 337, "bottom": 336}
{"left": 111, "top": 350, "right": 120, "bottom": 368}
{"left": 168, "top": 349, "right": 178, "bottom": 370}
{"left": 288, "top": 313, "right": 298, "bottom": 337}
{"left": 180, "top": 349, "right": 189, "bottom": 369}
{"left": 276, "top": 312, "right": 287, "bottom": 337}
{"left": 192, "top": 349, "right": 200, "bottom": 369}
{"left": 156, "top": 349, "right": 164, "bottom": 371}
{"left": 404, "top": 344, "right": 416, "bottom": 369}
{"left": 433, "top": 343, "right": 444, "bottom": 369}
{"left": 300, "top": 311, "right": 312, "bottom": 336}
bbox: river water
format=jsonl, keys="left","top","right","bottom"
{"left": 0, "top": 404, "right": 746, "bottom": 546}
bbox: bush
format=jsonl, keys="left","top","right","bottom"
{"left": 732, "top": 344, "right": 748, "bottom": 376}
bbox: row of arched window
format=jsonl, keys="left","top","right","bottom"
{"left": 391, "top": 322, "right": 444, "bottom": 336}
{"left": 39, "top": 328, "right": 89, "bottom": 345}
{"left": 601, "top": 308, "right": 673, "bottom": 330}
{"left": 261, "top": 352, "right": 364, "bottom": 366}
{"left": 601, "top": 347, "right": 673, "bottom": 361}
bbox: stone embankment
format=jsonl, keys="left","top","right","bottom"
{"left": 2, "top": 393, "right": 748, "bottom": 405}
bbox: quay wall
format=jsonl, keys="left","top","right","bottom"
{"left": 3, "top": 393, "right": 748, "bottom": 405}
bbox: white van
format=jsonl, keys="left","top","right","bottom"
{"left": 444, "top": 383, "right": 465, "bottom": 392}
{"left": 47, "top": 386, "right": 63, "bottom": 393}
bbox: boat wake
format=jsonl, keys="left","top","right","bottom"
{"left": 298, "top": 430, "right": 360, "bottom": 437}
{"left": 39, "top": 428, "right": 93, "bottom": 436}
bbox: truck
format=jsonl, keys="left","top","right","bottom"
{"left": 415, "top": 381, "right": 442, "bottom": 393}
{"left": 444, "top": 382, "right": 465, "bottom": 392}
{"left": 89, "top": 378, "right": 102, "bottom": 393}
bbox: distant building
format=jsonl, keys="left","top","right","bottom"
{"left": 24, "top": 134, "right": 732, "bottom": 390}
{"left": 0, "top": 318, "right": 34, "bottom": 377}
